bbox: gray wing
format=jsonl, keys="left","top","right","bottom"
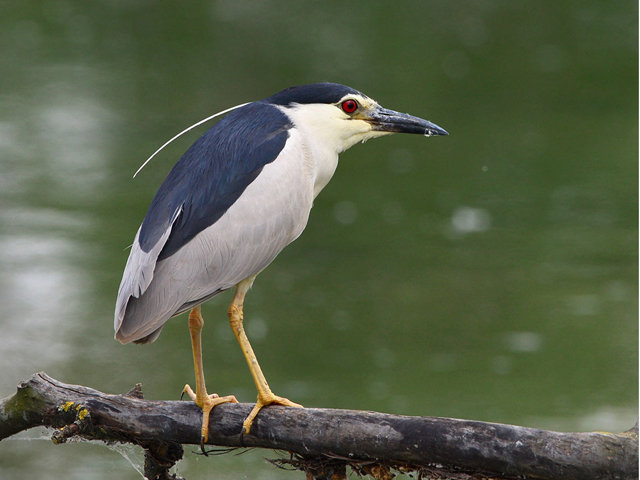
{"left": 114, "top": 207, "right": 181, "bottom": 325}
{"left": 114, "top": 136, "right": 314, "bottom": 344}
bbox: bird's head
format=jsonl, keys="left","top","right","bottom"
{"left": 266, "top": 83, "right": 448, "bottom": 152}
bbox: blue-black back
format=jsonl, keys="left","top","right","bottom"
{"left": 138, "top": 101, "right": 292, "bottom": 260}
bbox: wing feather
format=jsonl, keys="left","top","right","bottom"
{"left": 114, "top": 206, "right": 181, "bottom": 331}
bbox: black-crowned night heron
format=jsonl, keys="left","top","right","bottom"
{"left": 114, "top": 83, "right": 447, "bottom": 445}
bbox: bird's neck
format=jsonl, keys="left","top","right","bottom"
{"left": 312, "top": 150, "right": 339, "bottom": 199}
{"left": 287, "top": 127, "right": 339, "bottom": 199}
{"left": 280, "top": 105, "right": 343, "bottom": 199}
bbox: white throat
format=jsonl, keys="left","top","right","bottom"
{"left": 280, "top": 103, "right": 391, "bottom": 198}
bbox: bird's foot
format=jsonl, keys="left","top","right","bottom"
{"left": 242, "top": 392, "right": 302, "bottom": 435}
{"left": 182, "top": 384, "right": 238, "bottom": 449}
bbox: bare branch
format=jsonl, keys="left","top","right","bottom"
{"left": 0, "top": 372, "right": 637, "bottom": 480}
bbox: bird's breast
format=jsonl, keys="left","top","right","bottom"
{"left": 284, "top": 128, "right": 339, "bottom": 200}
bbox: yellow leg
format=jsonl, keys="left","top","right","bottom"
{"left": 229, "top": 278, "right": 302, "bottom": 434}
{"left": 182, "top": 306, "right": 238, "bottom": 444}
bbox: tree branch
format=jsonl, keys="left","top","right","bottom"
{"left": 0, "top": 372, "right": 637, "bottom": 480}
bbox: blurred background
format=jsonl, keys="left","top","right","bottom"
{"left": 0, "top": 1, "right": 637, "bottom": 479}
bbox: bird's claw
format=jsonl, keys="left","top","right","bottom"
{"left": 200, "top": 435, "right": 207, "bottom": 456}
{"left": 182, "top": 383, "right": 238, "bottom": 452}
{"left": 242, "top": 393, "right": 303, "bottom": 435}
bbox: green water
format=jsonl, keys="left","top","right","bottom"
{"left": 0, "top": 2, "right": 637, "bottom": 479}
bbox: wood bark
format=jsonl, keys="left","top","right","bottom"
{"left": 0, "top": 372, "right": 637, "bottom": 480}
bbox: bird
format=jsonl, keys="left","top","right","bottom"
{"left": 114, "top": 82, "right": 447, "bottom": 446}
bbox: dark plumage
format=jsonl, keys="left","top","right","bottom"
{"left": 138, "top": 101, "right": 293, "bottom": 260}
{"left": 265, "top": 82, "right": 364, "bottom": 106}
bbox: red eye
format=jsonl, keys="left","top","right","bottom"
{"left": 341, "top": 99, "right": 358, "bottom": 113}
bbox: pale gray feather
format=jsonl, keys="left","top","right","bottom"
{"left": 114, "top": 207, "right": 182, "bottom": 332}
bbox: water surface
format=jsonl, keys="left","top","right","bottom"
{"left": 0, "top": 2, "right": 637, "bottom": 479}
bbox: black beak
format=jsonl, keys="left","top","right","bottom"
{"left": 367, "top": 106, "right": 448, "bottom": 137}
